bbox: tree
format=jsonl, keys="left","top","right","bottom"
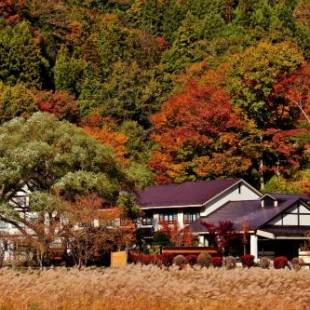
{"left": 228, "top": 41, "right": 304, "bottom": 128}
{"left": 120, "top": 120, "right": 152, "bottom": 162}
{"left": 54, "top": 46, "right": 86, "bottom": 96}
{"left": 0, "top": 21, "right": 46, "bottom": 87}
{"left": 161, "top": 13, "right": 207, "bottom": 74}
{"left": 265, "top": 170, "right": 310, "bottom": 196}
{"left": 203, "top": 221, "right": 240, "bottom": 255}
{"left": 150, "top": 81, "right": 259, "bottom": 184}
{"left": 0, "top": 83, "right": 38, "bottom": 124}
{"left": 82, "top": 125, "right": 129, "bottom": 163}
{"left": 64, "top": 193, "right": 135, "bottom": 268}
{"left": 0, "top": 0, "right": 25, "bottom": 25}
{"left": 79, "top": 61, "right": 165, "bottom": 126}
{"left": 35, "top": 90, "right": 80, "bottom": 123}
{"left": 0, "top": 113, "right": 137, "bottom": 266}
{"left": 271, "top": 63, "right": 310, "bottom": 127}
{"left": 227, "top": 42, "right": 305, "bottom": 187}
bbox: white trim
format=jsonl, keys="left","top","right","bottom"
{"left": 201, "top": 179, "right": 262, "bottom": 207}
{"left": 192, "top": 230, "right": 255, "bottom": 235}
{"left": 260, "top": 194, "right": 277, "bottom": 201}
{"left": 276, "top": 236, "right": 310, "bottom": 240}
{"left": 140, "top": 204, "right": 202, "bottom": 210}
{"left": 256, "top": 229, "right": 275, "bottom": 239}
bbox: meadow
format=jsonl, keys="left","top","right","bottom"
{"left": 0, "top": 265, "right": 309, "bottom": 310}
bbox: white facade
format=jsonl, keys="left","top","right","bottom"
{"left": 200, "top": 182, "right": 260, "bottom": 217}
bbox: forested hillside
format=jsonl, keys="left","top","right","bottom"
{"left": 1, "top": 0, "right": 310, "bottom": 193}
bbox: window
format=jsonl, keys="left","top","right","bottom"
{"left": 141, "top": 216, "right": 153, "bottom": 226}
{"left": 184, "top": 212, "right": 200, "bottom": 224}
{"left": 159, "top": 213, "right": 177, "bottom": 224}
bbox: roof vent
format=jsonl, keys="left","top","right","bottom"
{"left": 260, "top": 194, "right": 278, "bottom": 208}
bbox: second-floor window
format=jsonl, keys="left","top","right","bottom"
{"left": 141, "top": 216, "right": 153, "bottom": 226}
{"left": 184, "top": 212, "right": 200, "bottom": 224}
{"left": 159, "top": 213, "right": 177, "bottom": 224}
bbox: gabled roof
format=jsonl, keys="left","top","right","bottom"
{"left": 190, "top": 193, "right": 310, "bottom": 233}
{"left": 137, "top": 179, "right": 240, "bottom": 209}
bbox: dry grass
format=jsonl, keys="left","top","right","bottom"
{"left": 0, "top": 265, "right": 309, "bottom": 309}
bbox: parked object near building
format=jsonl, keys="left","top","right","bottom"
{"left": 111, "top": 251, "right": 128, "bottom": 267}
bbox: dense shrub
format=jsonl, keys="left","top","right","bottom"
{"left": 173, "top": 255, "right": 188, "bottom": 269}
{"left": 291, "top": 257, "right": 304, "bottom": 271}
{"left": 259, "top": 257, "right": 271, "bottom": 269}
{"left": 224, "top": 256, "right": 236, "bottom": 270}
{"left": 161, "top": 253, "right": 174, "bottom": 267}
{"left": 274, "top": 256, "right": 288, "bottom": 269}
{"left": 211, "top": 256, "right": 223, "bottom": 268}
{"left": 186, "top": 255, "right": 197, "bottom": 267}
{"left": 129, "top": 252, "right": 174, "bottom": 267}
{"left": 241, "top": 254, "right": 255, "bottom": 268}
{"left": 197, "top": 252, "right": 212, "bottom": 268}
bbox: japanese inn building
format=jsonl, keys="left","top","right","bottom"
{"left": 137, "top": 179, "right": 310, "bottom": 260}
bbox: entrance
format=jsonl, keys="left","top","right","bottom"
{"left": 258, "top": 239, "right": 304, "bottom": 259}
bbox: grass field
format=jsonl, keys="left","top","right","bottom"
{"left": 0, "top": 265, "right": 309, "bottom": 309}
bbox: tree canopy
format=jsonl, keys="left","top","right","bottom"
{"left": 0, "top": 0, "right": 310, "bottom": 192}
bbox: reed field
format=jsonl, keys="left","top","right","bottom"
{"left": 0, "top": 265, "right": 309, "bottom": 310}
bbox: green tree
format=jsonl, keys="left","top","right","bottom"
{"left": 161, "top": 13, "right": 207, "bottom": 74}
{"left": 0, "top": 113, "right": 137, "bottom": 264}
{"left": 54, "top": 46, "right": 86, "bottom": 96}
{"left": 79, "top": 61, "right": 166, "bottom": 126}
{"left": 0, "top": 83, "right": 38, "bottom": 124}
{"left": 0, "top": 21, "right": 46, "bottom": 87}
{"left": 228, "top": 41, "right": 304, "bottom": 127}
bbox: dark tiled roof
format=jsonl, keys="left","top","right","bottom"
{"left": 268, "top": 192, "right": 310, "bottom": 202}
{"left": 137, "top": 179, "right": 240, "bottom": 208}
{"left": 190, "top": 195, "right": 303, "bottom": 233}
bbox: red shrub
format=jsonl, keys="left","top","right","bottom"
{"left": 241, "top": 254, "right": 255, "bottom": 268}
{"left": 186, "top": 255, "right": 197, "bottom": 266}
{"left": 161, "top": 253, "right": 174, "bottom": 267}
{"left": 273, "top": 256, "right": 288, "bottom": 269}
{"left": 129, "top": 252, "right": 139, "bottom": 264}
{"left": 129, "top": 252, "right": 175, "bottom": 267}
{"left": 211, "top": 256, "right": 223, "bottom": 267}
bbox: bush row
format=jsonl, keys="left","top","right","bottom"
{"left": 129, "top": 253, "right": 305, "bottom": 270}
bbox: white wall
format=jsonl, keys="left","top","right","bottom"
{"left": 269, "top": 202, "right": 310, "bottom": 226}
{"left": 201, "top": 183, "right": 260, "bottom": 217}
{"left": 250, "top": 235, "right": 258, "bottom": 261}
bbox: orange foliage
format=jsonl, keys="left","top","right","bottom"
{"left": 70, "top": 193, "right": 123, "bottom": 223}
{"left": 270, "top": 63, "right": 310, "bottom": 126}
{"left": 150, "top": 81, "right": 255, "bottom": 183}
{"left": 159, "top": 220, "right": 194, "bottom": 246}
{"left": 83, "top": 126, "right": 128, "bottom": 162}
{"left": 0, "top": 0, "right": 24, "bottom": 25}
{"left": 65, "top": 20, "right": 83, "bottom": 43}
{"left": 181, "top": 225, "right": 193, "bottom": 246}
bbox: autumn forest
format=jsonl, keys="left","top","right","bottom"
{"left": 1, "top": 0, "right": 310, "bottom": 194}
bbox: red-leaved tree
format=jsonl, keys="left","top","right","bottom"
{"left": 203, "top": 221, "right": 240, "bottom": 255}
{"left": 149, "top": 81, "right": 259, "bottom": 184}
